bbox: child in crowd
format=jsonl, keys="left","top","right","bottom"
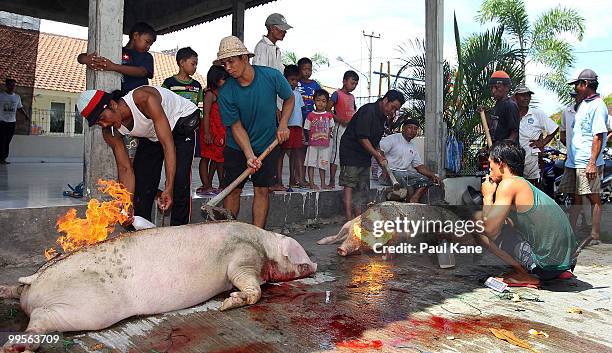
{"left": 162, "top": 47, "right": 202, "bottom": 107}
{"left": 77, "top": 22, "right": 156, "bottom": 94}
{"left": 298, "top": 57, "right": 321, "bottom": 183}
{"left": 304, "top": 89, "right": 334, "bottom": 189}
{"left": 198, "top": 65, "right": 229, "bottom": 195}
{"left": 328, "top": 70, "right": 359, "bottom": 188}
{"left": 276, "top": 64, "right": 306, "bottom": 190}
{"left": 77, "top": 22, "right": 157, "bottom": 162}
{"left": 161, "top": 47, "right": 204, "bottom": 189}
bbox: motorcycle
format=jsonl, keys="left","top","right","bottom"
{"left": 554, "top": 147, "right": 612, "bottom": 205}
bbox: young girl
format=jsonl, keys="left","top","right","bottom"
{"left": 197, "top": 65, "right": 229, "bottom": 195}
{"left": 304, "top": 89, "right": 335, "bottom": 189}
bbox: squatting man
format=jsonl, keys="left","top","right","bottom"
{"left": 477, "top": 140, "right": 577, "bottom": 287}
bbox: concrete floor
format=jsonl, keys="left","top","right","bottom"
{"left": 1, "top": 221, "right": 611, "bottom": 353}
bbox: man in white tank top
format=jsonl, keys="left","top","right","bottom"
{"left": 77, "top": 86, "right": 198, "bottom": 226}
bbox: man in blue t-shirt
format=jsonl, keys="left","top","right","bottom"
{"left": 215, "top": 36, "right": 294, "bottom": 229}
{"left": 559, "top": 69, "right": 608, "bottom": 245}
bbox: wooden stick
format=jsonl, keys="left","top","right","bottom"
{"left": 480, "top": 109, "right": 493, "bottom": 148}
{"left": 206, "top": 139, "right": 280, "bottom": 207}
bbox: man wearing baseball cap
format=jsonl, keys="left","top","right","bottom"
{"left": 560, "top": 69, "right": 608, "bottom": 245}
{"left": 513, "top": 84, "right": 558, "bottom": 185}
{"left": 487, "top": 70, "right": 520, "bottom": 143}
{"left": 253, "top": 13, "right": 292, "bottom": 72}
{"left": 76, "top": 85, "right": 199, "bottom": 226}
{"left": 214, "top": 36, "right": 294, "bottom": 229}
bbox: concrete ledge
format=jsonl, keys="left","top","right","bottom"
{"left": 0, "top": 185, "right": 445, "bottom": 266}
{"left": 8, "top": 135, "right": 83, "bottom": 163}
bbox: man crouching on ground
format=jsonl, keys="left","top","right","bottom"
{"left": 479, "top": 140, "right": 577, "bottom": 286}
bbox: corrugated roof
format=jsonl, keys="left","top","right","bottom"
{"left": 31, "top": 31, "right": 206, "bottom": 93}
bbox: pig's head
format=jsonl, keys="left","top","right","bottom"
{"left": 262, "top": 233, "right": 317, "bottom": 282}
{"left": 337, "top": 213, "right": 394, "bottom": 256}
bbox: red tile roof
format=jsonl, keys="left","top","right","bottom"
{"left": 0, "top": 25, "right": 38, "bottom": 87}
{"left": 3, "top": 27, "right": 206, "bottom": 93}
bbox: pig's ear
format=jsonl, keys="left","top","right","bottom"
{"left": 281, "top": 236, "right": 312, "bottom": 265}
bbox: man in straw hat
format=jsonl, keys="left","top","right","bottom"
{"left": 215, "top": 36, "right": 294, "bottom": 229}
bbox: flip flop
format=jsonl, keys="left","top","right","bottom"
{"left": 495, "top": 277, "right": 540, "bottom": 289}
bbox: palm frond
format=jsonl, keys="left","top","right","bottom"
{"left": 476, "top": 0, "right": 530, "bottom": 53}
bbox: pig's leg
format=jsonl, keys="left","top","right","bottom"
{"left": 219, "top": 254, "right": 263, "bottom": 311}
{"left": 0, "top": 308, "right": 53, "bottom": 352}
{"left": 0, "top": 284, "right": 23, "bottom": 299}
{"left": 317, "top": 220, "right": 352, "bottom": 245}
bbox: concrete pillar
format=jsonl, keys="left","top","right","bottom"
{"left": 83, "top": 0, "right": 123, "bottom": 198}
{"left": 232, "top": 0, "right": 245, "bottom": 41}
{"left": 425, "top": 0, "right": 445, "bottom": 177}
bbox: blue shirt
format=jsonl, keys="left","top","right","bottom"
{"left": 218, "top": 65, "right": 292, "bottom": 154}
{"left": 566, "top": 94, "right": 608, "bottom": 168}
{"left": 288, "top": 88, "right": 305, "bottom": 127}
{"left": 121, "top": 47, "right": 154, "bottom": 93}
{"left": 298, "top": 79, "right": 321, "bottom": 121}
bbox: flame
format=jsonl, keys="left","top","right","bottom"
{"left": 44, "top": 179, "right": 132, "bottom": 260}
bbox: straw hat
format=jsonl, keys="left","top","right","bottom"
{"left": 214, "top": 36, "right": 254, "bottom": 65}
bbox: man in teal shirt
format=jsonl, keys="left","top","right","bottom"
{"left": 215, "top": 36, "right": 294, "bottom": 228}
{"left": 479, "top": 140, "right": 577, "bottom": 287}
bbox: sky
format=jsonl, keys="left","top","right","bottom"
{"left": 39, "top": 0, "right": 612, "bottom": 114}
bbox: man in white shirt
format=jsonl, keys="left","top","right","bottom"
{"left": 379, "top": 119, "right": 441, "bottom": 203}
{"left": 559, "top": 69, "right": 608, "bottom": 245}
{"left": 0, "top": 78, "right": 29, "bottom": 164}
{"left": 513, "top": 85, "right": 558, "bottom": 185}
{"left": 252, "top": 13, "right": 292, "bottom": 72}
{"left": 252, "top": 13, "right": 293, "bottom": 191}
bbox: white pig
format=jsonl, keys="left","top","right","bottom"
{"left": 0, "top": 221, "right": 317, "bottom": 352}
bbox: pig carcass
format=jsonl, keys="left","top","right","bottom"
{"left": 0, "top": 221, "right": 316, "bottom": 352}
{"left": 318, "top": 202, "right": 474, "bottom": 256}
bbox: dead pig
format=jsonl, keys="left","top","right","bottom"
{"left": 318, "top": 202, "right": 473, "bottom": 256}
{"left": 0, "top": 221, "right": 316, "bottom": 352}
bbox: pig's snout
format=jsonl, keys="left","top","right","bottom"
{"left": 337, "top": 235, "right": 362, "bottom": 256}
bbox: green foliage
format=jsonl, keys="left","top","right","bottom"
{"left": 393, "top": 39, "right": 454, "bottom": 130}
{"left": 282, "top": 51, "right": 330, "bottom": 72}
{"left": 477, "top": 0, "right": 585, "bottom": 106}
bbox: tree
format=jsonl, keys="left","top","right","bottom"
{"left": 393, "top": 39, "right": 454, "bottom": 130}
{"left": 477, "top": 0, "right": 585, "bottom": 105}
{"left": 282, "top": 51, "right": 330, "bottom": 72}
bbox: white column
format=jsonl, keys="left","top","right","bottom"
{"left": 83, "top": 0, "right": 123, "bottom": 198}
{"left": 425, "top": 0, "right": 445, "bottom": 177}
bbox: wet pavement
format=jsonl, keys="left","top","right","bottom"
{"left": 1, "top": 221, "right": 611, "bottom": 353}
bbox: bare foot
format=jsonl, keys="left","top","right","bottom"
{"left": 328, "top": 183, "right": 336, "bottom": 189}
{"left": 322, "top": 184, "right": 334, "bottom": 190}
{"left": 501, "top": 271, "right": 540, "bottom": 286}
{"left": 309, "top": 183, "right": 320, "bottom": 190}
{"left": 269, "top": 184, "right": 287, "bottom": 192}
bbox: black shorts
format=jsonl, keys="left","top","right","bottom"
{"left": 223, "top": 145, "right": 280, "bottom": 189}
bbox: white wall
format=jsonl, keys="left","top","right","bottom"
{"left": 8, "top": 135, "right": 83, "bottom": 163}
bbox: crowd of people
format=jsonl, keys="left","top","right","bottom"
{"left": 50, "top": 13, "right": 612, "bottom": 250}
{"left": 71, "top": 13, "right": 446, "bottom": 228}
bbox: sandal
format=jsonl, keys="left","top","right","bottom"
{"left": 63, "top": 182, "right": 84, "bottom": 198}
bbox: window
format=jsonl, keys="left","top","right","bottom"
{"left": 50, "top": 102, "right": 65, "bottom": 133}
{"left": 74, "top": 105, "right": 83, "bottom": 134}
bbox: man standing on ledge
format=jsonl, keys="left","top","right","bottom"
{"left": 339, "top": 90, "right": 405, "bottom": 221}
{"left": 216, "top": 36, "right": 294, "bottom": 229}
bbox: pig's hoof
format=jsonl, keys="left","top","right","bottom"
{"left": 220, "top": 295, "right": 246, "bottom": 311}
